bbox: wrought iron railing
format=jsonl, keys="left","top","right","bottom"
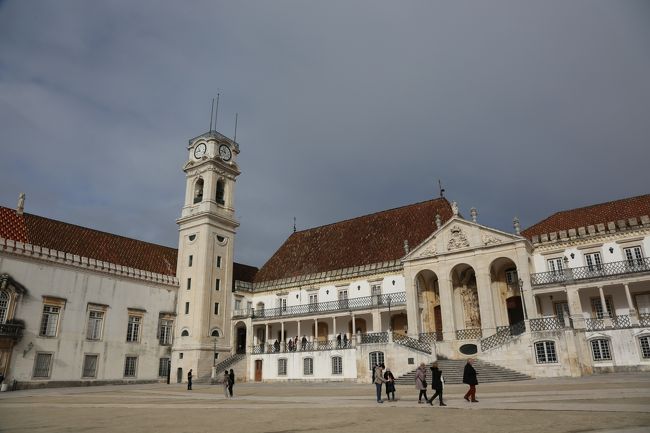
{"left": 611, "top": 315, "right": 633, "bottom": 329}
{"left": 214, "top": 353, "right": 245, "bottom": 373}
{"left": 418, "top": 332, "right": 440, "bottom": 344}
{"left": 640, "top": 313, "right": 650, "bottom": 327}
{"left": 240, "top": 292, "right": 406, "bottom": 321}
{"left": 250, "top": 338, "right": 353, "bottom": 354}
{"left": 529, "top": 316, "right": 566, "bottom": 331}
{"left": 393, "top": 333, "right": 431, "bottom": 353}
{"left": 232, "top": 308, "right": 254, "bottom": 319}
{"left": 360, "top": 332, "right": 389, "bottom": 344}
{"left": 585, "top": 318, "right": 606, "bottom": 331}
{"left": 480, "top": 321, "right": 526, "bottom": 351}
{"left": 531, "top": 257, "right": 650, "bottom": 286}
{"left": 0, "top": 323, "right": 23, "bottom": 340}
{"left": 455, "top": 328, "right": 482, "bottom": 340}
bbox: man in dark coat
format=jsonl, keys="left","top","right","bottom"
{"left": 428, "top": 362, "right": 446, "bottom": 406}
{"left": 462, "top": 359, "right": 478, "bottom": 402}
{"left": 187, "top": 369, "right": 193, "bottom": 391}
{"left": 228, "top": 369, "right": 235, "bottom": 397}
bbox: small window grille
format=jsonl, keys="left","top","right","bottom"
{"left": 278, "top": 358, "right": 287, "bottom": 376}
{"left": 303, "top": 358, "right": 313, "bottom": 375}
{"left": 126, "top": 315, "right": 141, "bottom": 342}
{"left": 82, "top": 354, "right": 98, "bottom": 378}
{"left": 86, "top": 310, "right": 104, "bottom": 341}
{"left": 33, "top": 353, "right": 53, "bottom": 378}
{"left": 640, "top": 336, "right": 650, "bottom": 359}
{"left": 535, "top": 341, "right": 557, "bottom": 364}
{"left": 369, "top": 352, "right": 385, "bottom": 369}
{"left": 158, "top": 358, "right": 170, "bottom": 377}
{"left": 332, "top": 356, "right": 343, "bottom": 375}
{"left": 124, "top": 356, "right": 138, "bottom": 377}
{"left": 591, "top": 339, "right": 612, "bottom": 361}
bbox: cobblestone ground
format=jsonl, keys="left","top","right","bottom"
{"left": 0, "top": 373, "right": 649, "bottom": 433}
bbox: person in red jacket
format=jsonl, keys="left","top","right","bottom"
{"left": 462, "top": 359, "right": 478, "bottom": 402}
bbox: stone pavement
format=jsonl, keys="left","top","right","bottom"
{"left": 0, "top": 373, "right": 649, "bottom": 433}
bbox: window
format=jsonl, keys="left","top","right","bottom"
{"left": 0, "top": 290, "right": 9, "bottom": 323}
{"left": 86, "top": 310, "right": 104, "bottom": 341}
{"left": 635, "top": 293, "right": 650, "bottom": 315}
{"left": 215, "top": 279, "right": 220, "bottom": 291}
{"left": 591, "top": 296, "right": 614, "bottom": 319}
{"left": 303, "top": 357, "right": 313, "bottom": 375}
{"left": 639, "top": 336, "right": 650, "bottom": 359}
{"left": 308, "top": 294, "right": 318, "bottom": 312}
{"left": 181, "top": 329, "right": 190, "bottom": 337}
{"left": 216, "top": 256, "right": 222, "bottom": 268}
{"left": 159, "top": 319, "right": 173, "bottom": 345}
{"left": 278, "top": 297, "right": 287, "bottom": 313}
{"left": 591, "top": 339, "right": 612, "bottom": 361}
{"left": 624, "top": 246, "right": 644, "bottom": 267}
{"left": 584, "top": 252, "right": 603, "bottom": 272}
{"left": 82, "top": 354, "right": 98, "bottom": 378}
{"left": 211, "top": 329, "right": 220, "bottom": 337}
{"left": 332, "top": 356, "right": 343, "bottom": 375}
{"left": 371, "top": 284, "right": 382, "bottom": 305}
{"left": 126, "top": 315, "right": 141, "bottom": 342}
{"left": 124, "top": 356, "right": 138, "bottom": 377}
{"left": 193, "top": 178, "right": 204, "bottom": 203}
{"left": 214, "top": 302, "right": 220, "bottom": 315}
{"left": 185, "top": 302, "right": 190, "bottom": 315}
{"left": 187, "top": 278, "right": 192, "bottom": 290}
{"left": 256, "top": 302, "right": 265, "bottom": 317}
{"left": 40, "top": 304, "right": 60, "bottom": 337}
{"left": 188, "top": 255, "right": 193, "bottom": 267}
{"left": 505, "top": 269, "right": 518, "bottom": 285}
{"left": 33, "top": 353, "right": 53, "bottom": 378}
{"left": 554, "top": 302, "right": 569, "bottom": 321}
{"left": 179, "top": 353, "right": 184, "bottom": 359}
{"left": 338, "top": 290, "right": 348, "bottom": 308}
{"left": 535, "top": 341, "right": 557, "bottom": 364}
{"left": 278, "top": 358, "right": 287, "bottom": 376}
{"left": 234, "top": 300, "right": 241, "bottom": 311}
{"left": 159, "top": 358, "right": 170, "bottom": 377}
{"left": 216, "top": 179, "right": 225, "bottom": 205}
{"left": 369, "top": 351, "right": 385, "bottom": 370}
{"left": 547, "top": 258, "right": 563, "bottom": 274}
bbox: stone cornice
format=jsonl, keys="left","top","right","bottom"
{"left": 0, "top": 237, "right": 179, "bottom": 287}
{"left": 532, "top": 225, "right": 650, "bottom": 253}
{"left": 529, "top": 216, "right": 650, "bottom": 247}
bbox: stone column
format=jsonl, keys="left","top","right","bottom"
{"left": 333, "top": 316, "right": 337, "bottom": 337}
{"left": 314, "top": 318, "right": 318, "bottom": 342}
{"left": 438, "top": 274, "right": 456, "bottom": 341}
{"left": 404, "top": 267, "right": 420, "bottom": 337}
{"left": 598, "top": 286, "right": 610, "bottom": 318}
{"left": 372, "top": 310, "right": 381, "bottom": 332}
{"left": 515, "top": 246, "right": 538, "bottom": 319}
{"left": 476, "top": 266, "right": 497, "bottom": 337}
{"left": 567, "top": 288, "right": 585, "bottom": 329}
{"left": 624, "top": 283, "right": 639, "bottom": 325}
{"left": 352, "top": 313, "right": 357, "bottom": 335}
{"left": 281, "top": 321, "right": 285, "bottom": 352}
{"left": 297, "top": 320, "right": 301, "bottom": 340}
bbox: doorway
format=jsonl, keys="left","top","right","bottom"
{"left": 236, "top": 326, "right": 247, "bottom": 354}
{"left": 506, "top": 296, "right": 524, "bottom": 325}
{"left": 254, "top": 360, "right": 263, "bottom": 382}
{"left": 176, "top": 367, "right": 183, "bottom": 384}
{"left": 434, "top": 306, "right": 443, "bottom": 341}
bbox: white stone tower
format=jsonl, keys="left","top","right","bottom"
{"left": 171, "top": 129, "right": 240, "bottom": 383}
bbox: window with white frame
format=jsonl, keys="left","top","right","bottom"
{"left": 635, "top": 293, "right": 650, "bottom": 315}
{"left": 584, "top": 252, "right": 603, "bottom": 272}
{"left": 0, "top": 290, "right": 9, "bottom": 323}
{"left": 278, "top": 358, "right": 287, "bottom": 376}
{"left": 505, "top": 269, "right": 518, "bottom": 286}
{"left": 338, "top": 289, "right": 348, "bottom": 308}
{"left": 590, "top": 339, "right": 612, "bottom": 361}
{"left": 126, "top": 315, "right": 141, "bottom": 342}
{"left": 82, "top": 354, "right": 98, "bottom": 378}
{"left": 278, "top": 297, "right": 287, "bottom": 313}
{"left": 624, "top": 246, "right": 644, "bottom": 267}
{"left": 309, "top": 294, "right": 318, "bottom": 312}
{"left": 535, "top": 341, "right": 557, "bottom": 364}
{"left": 332, "top": 356, "right": 343, "bottom": 375}
{"left": 639, "top": 336, "right": 650, "bottom": 359}
{"left": 303, "top": 357, "right": 313, "bottom": 375}
{"left": 234, "top": 299, "right": 241, "bottom": 311}
{"left": 39, "top": 304, "right": 60, "bottom": 337}
{"left": 590, "top": 297, "right": 614, "bottom": 319}
{"left": 369, "top": 351, "right": 385, "bottom": 369}
{"left": 33, "top": 352, "right": 53, "bottom": 378}
{"left": 159, "top": 318, "right": 173, "bottom": 345}
{"left": 124, "top": 356, "right": 138, "bottom": 377}
{"left": 547, "top": 258, "right": 563, "bottom": 274}
{"left": 159, "top": 358, "right": 170, "bottom": 377}
{"left": 86, "top": 310, "right": 104, "bottom": 341}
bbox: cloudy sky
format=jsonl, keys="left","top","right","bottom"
{"left": 1, "top": 1, "right": 649, "bottom": 268}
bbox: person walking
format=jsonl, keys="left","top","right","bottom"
{"left": 428, "top": 362, "right": 446, "bottom": 406}
{"left": 336, "top": 333, "right": 342, "bottom": 348}
{"left": 301, "top": 335, "right": 307, "bottom": 350}
{"left": 415, "top": 362, "right": 432, "bottom": 405}
{"left": 187, "top": 369, "right": 193, "bottom": 391}
{"left": 343, "top": 333, "right": 349, "bottom": 348}
{"left": 374, "top": 363, "right": 386, "bottom": 403}
{"left": 223, "top": 371, "right": 231, "bottom": 398}
{"left": 228, "top": 369, "right": 235, "bottom": 398}
{"left": 384, "top": 366, "right": 396, "bottom": 401}
{"left": 462, "top": 359, "right": 479, "bottom": 402}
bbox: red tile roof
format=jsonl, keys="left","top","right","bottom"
{"left": 254, "top": 198, "right": 453, "bottom": 283}
{"left": 521, "top": 194, "right": 650, "bottom": 240}
{"left": 0, "top": 206, "right": 257, "bottom": 281}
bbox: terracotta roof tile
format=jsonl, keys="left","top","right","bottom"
{"left": 521, "top": 194, "right": 650, "bottom": 240}
{"left": 254, "top": 198, "right": 453, "bottom": 283}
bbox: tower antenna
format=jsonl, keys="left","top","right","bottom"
{"left": 438, "top": 179, "right": 445, "bottom": 198}
{"left": 214, "top": 93, "right": 220, "bottom": 129}
{"left": 209, "top": 98, "right": 215, "bottom": 131}
{"left": 293, "top": 216, "right": 297, "bottom": 233}
{"left": 233, "top": 113, "right": 238, "bottom": 143}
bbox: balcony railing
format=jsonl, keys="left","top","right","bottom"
{"left": 529, "top": 316, "right": 567, "bottom": 331}
{"left": 418, "top": 332, "right": 440, "bottom": 344}
{"left": 0, "top": 322, "right": 24, "bottom": 340}
{"left": 455, "top": 328, "right": 482, "bottom": 340}
{"left": 640, "top": 313, "right": 650, "bottom": 327}
{"left": 480, "top": 321, "right": 525, "bottom": 351}
{"left": 393, "top": 332, "right": 431, "bottom": 353}
{"left": 236, "top": 292, "right": 406, "bottom": 321}
{"left": 360, "top": 332, "right": 389, "bottom": 344}
{"left": 251, "top": 338, "right": 353, "bottom": 354}
{"left": 531, "top": 257, "right": 650, "bottom": 286}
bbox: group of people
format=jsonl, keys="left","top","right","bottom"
{"left": 273, "top": 333, "right": 351, "bottom": 352}
{"left": 371, "top": 359, "right": 479, "bottom": 405}
{"left": 186, "top": 368, "right": 236, "bottom": 399}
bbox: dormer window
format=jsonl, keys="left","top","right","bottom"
{"left": 216, "top": 179, "right": 225, "bottom": 205}
{"left": 193, "top": 178, "right": 204, "bottom": 204}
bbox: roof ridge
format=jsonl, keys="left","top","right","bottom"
{"left": 294, "top": 197, "right": 450, "bottom": 234}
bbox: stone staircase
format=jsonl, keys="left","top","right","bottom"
{"left": 394, "top": 359, "right": 531, "bottom": 385}
{"left": 202, "top": 353, "right": 246, "bottom": 383}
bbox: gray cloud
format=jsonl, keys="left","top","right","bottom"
{"left": 1, "top": 1, "right": 649, "bottom": 267}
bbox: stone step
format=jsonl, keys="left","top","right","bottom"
{"left": 394, "top": 360, "right": 532, "bottom": 385}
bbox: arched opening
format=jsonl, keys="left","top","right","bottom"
{"left": 415, "top": 269, "right": 441, "bottom": 338}
{"left": 235, "top": 322, "right": 247, "bottom": 354}
{"left": 490, "top": 257, "right": 523, "bottom": 326}
{"left": 451, "top": 263, "right": 481, "bottom": 331}
{"left": 216, "top": 179, "right": 226, "bottom": 205}
{"left": 181, "top": 329, "right": 190, "bottom": 337}
{"left": 348, "top": 318, "right": 367, "bottom": 335}
{"left": 311, "top": 322, "right": 328, "bottom": 342}
{"left": 193, "top": 178, "right": 204, "bottom": 204}
{"left": 210, "top": 329, "right": 221, "bottom": 337}
{"left": 391, "top": 313, "right": 408, "bottom": 335}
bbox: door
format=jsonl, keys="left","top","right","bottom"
{"left": 434, "top": 305, "right": 443, "bottom": 341}
{"left": 254, "top": 360, "right": 263, "bottom": 382}
{"left": 506, "top": 296, "right": 524, "bottom": 325}
{"left": 554, "top": 302, "right": 570, "bottom": 325}
{"left": 236, "top": 327, "right": 246, "bottom": 354}
{"left": 176, "top": 367, "right": 183, "bottom": 384}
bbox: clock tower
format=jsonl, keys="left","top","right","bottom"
{"left": 171, "top": 129, "right": 240, "bottom": 383}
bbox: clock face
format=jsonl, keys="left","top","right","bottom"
{"left": 219, "top": 144, "right": 232, "bottom": 161}
{"left": 193, "top": 143, "right": 207, "bottom": 159}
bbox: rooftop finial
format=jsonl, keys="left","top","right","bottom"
{"left": 513, "top": 216, "right": 521, "bottom": 235}
{"left": 293, "top": 216, "right": 297, "bottom": 233}
{"left": 17, "top": 193, "right": 25, "bottom": 215}
{"left": 403, "top": 239, "right": 410, "bottom": 254}
{"left": 209, "top": 98, "right": 215, "bottom": 131}
{"left": 435, "top": 214, "right": 442, "bottom": 229}
{"left": 451, "top": 201, "right": 459, "bottom": 216}
{"left": 233, "top": 113, "right": 238, "bottom": 143}
{"left": 470, "top": 207, "right": 478, "bottom": 223}
{"left": 214, "top": 92, "right": 220, "bottom": 129}
{"left": 438, "top": 179, "right": 445, "bottom": 198}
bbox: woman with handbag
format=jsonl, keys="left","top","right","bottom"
{"left": 415, "top": 362, "right": 432, "bottom": 405}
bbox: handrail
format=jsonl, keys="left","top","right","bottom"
{"left": 531, "top": 257, "right": 650, "bottom": 286}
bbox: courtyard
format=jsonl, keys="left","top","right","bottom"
{"left": 0, "top": 373, "right": 649, "bottom": 433}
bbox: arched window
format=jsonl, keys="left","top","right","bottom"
{"left": 303, "top": 357, "right": 313, "bottom": 375}
{"left": 193, "top": 178, "right": 204, "bottom": 204}
{"left": 331, "top": 356, "right": 343, "bottom": 375}
{"left": 181, "top": 329, "right": 190, "bottom": 337}
{"left": 590, "top": 339, "right": 612, "bottom": 361}
{"left": 534, "top": 341, "right": 557, "bottom": 364}
{"left": 0, "top": 290, "right": 9, "bottom": 324}
{"left": 216, "top": 179, "right": 225, "bottom": 205}
{"left": 369, "top": 351, "right": 384, "bottom": 370}
{"left": 210, "top": 329, "right": 221, "bottom": 337}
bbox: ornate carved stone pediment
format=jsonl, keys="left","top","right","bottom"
{"left": 416, "top": 245, "right": 437, "bottom": 259}
{"left": 447, "top": 225, "right": 470, "bottom": 250}
{"left": 482, "top": 234, "right": 502, "bottom": 246}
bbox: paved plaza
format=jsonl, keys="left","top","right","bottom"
{"left": 0, "top": 373, "right": 649, "bottom": 433}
